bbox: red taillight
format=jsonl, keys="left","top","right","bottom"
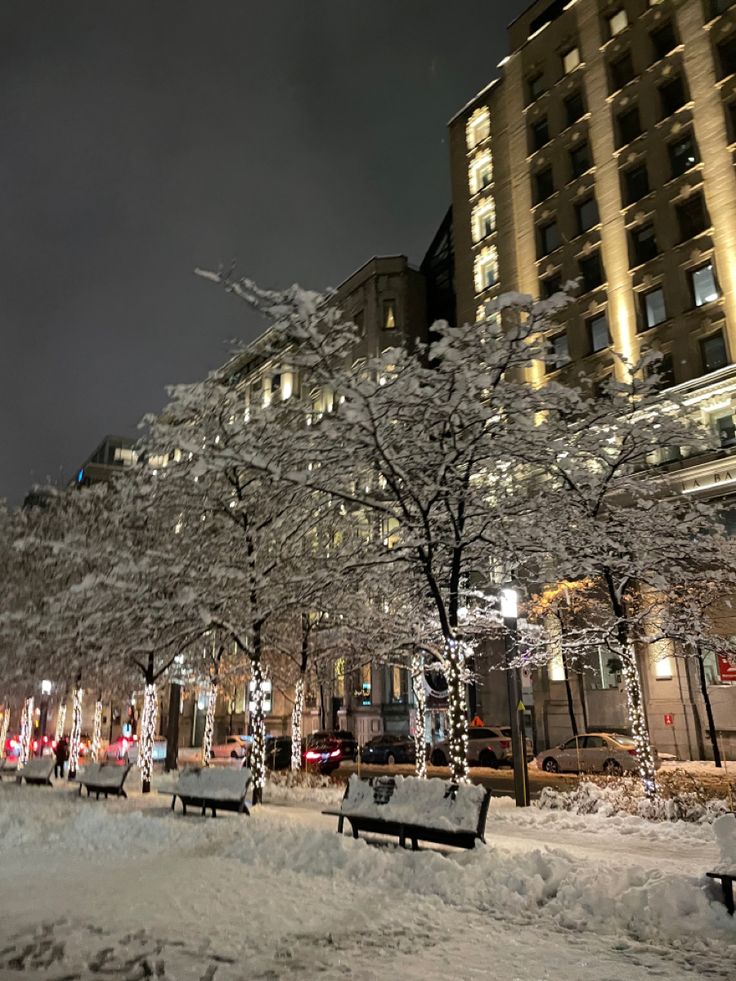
{"left": 9, "top": 739, "right": 18, "bottom": 748}
{"left": 42, "top": 736, "right": 49, "bottom": 744}
{"left": 499, "top": 740, "right": 510, "bottom": 750}
{"left": 305, "top": 750, "right": 320, "bottom": 761}
{"left": 627, "top": 749, "right": 637, "bottom": 756}
{"left": 32, "top": 740, "right": 38, "bottom": 751}
{"left": 329, "top": 749, "right": 341, "bottom": 758}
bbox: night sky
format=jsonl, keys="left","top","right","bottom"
{"left": 0, "top": 0, "right": 528, "bottom": 504}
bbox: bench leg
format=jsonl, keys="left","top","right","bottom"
{"left": 399, "top": 832, "right": 406, "bottom": 849}
{"left": 182, "top": 800, "right": 187, "bottom": 816}
{"left": 78, "top": 784, "right": 83, "bottom": 796}
{"left": 337, "top": 815, "right": 344, "bottom": 834}
{"left": 121, "top": 789, "right": 127, "bottom": 799}
{"left": 170, "top": 795, "right": 176, "bottom": 811}
{"left": 411, "top": 838, "right": 418, "bottom": 851}
{"left": 211, "top": 807, "right": 217, "bottom": 818}
{"left": 722, "top": 879, "right": 735, "bottom": 916}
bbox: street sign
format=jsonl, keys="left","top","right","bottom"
{"left": 663, "top": 713, "right": 674, "bottom": 726}
{"left": 517, "top": 700, "right": 525, "bottom": 712}
{"left": 717, "top": 656, "right": 736, "bottom": 683}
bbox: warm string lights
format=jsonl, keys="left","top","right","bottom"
{"left": 250, "top": 660, "right": 267, "bottom": 803}
{"left": 291, "top": 677, "right": 304, "bottom": 771}
{"left": 201, "top": 681, "right": 217, "bottom": 766}
{"left": 68, "top": 687, "right": 84, "bottom": 778}
{"left": 19, "top": 697, "right": 34, "bottom": 769}
{"left": 410, "top": 654, "right": 427, "bottom": 779}
{"left": 91, "top": 700, "right": 103, "bottom": 762}
{"left": 444, "top": 638, "right": 470, "bottom": 784}
{"left": 138, "top": 683, "right": 158, "bottom": 793}
{"left": 0, "top": 707, "right": 9, "bottom": 759}
{"left": 621, "top": 651, "right": 658, "bottom": 799}
{"left": 54, "top": 702, "right": 67, "bottom": 743}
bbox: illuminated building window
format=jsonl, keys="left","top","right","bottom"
{"left": 690, "top": 262, "right": 719, "bottom": 307}
{"left": 630, "top": 223, "right": 658, "bottom": 265}
{"left": 623, "top": 162, "right": 649, "bottom": 205}
{"left": 474, "top": 247, "right": 498, "bottom": 293}
{"left": 587, "top": 311, "right": 610, "bottom": 353}
{"left": 608, "top": 8, "right": 628, "bottom": 37}
{"left": 639, "top": 287, "right": 667, "bottom": 329}
{"left": 472, "top": 199, "right": 496, "bottom": 242}
{"left": 562, "top": 47, "right": 581, "bottom": 75}
{"left": 383, "top": 300, "right": 397, "bottom": 330}
{"left": 538, "top": 220, "right": 561, "bottom": 257}
{"left": 570, "top": 141, "right": 592, "bottom": 178}
{"left": 578, "top": 250, "right": 604, "bottom": 292}
{"left": 469, "top": 152, "right": 493, "bottom": 194}
{"left": 609, "top": 50, "right": 635, "bottom": 92}
{"left": 466, "top": 108, "right": 490, "bottom": 149}
{"left": 668, "top": 131, "right": 699, "bottom": 177}
{"left": 334, "top": 659, "right": 345, "bottom": 700}
{"left": 700, "top": 331, "right": 729, "bottom": 373}
{"left": 381, "top": 516, "right": 400, "bottom": 549}
{"left": 360, "top": 664, "right": 372, "bottom": 705}
{"left": 390, "top": 665, "right": 408, "bottom": 703}
{"left": 650, "top": 20, "right": 677, "bottom": 61}
{"left": 616, "top": 105, "right": 642, "bottom": 147}
{"left": 676, "top": 192, "right": 709, "bottom": 242}
{"left": 659, "top": 75, "right": 687, "bottom": 119}
{"left": 547, "top": 331, "right": 570, "bottom": 371}
{"left": 534, "top": 166, "right": 554, "bottom": 203}
{"left": 564, "top": 90, "right": 585, "bottom": 127}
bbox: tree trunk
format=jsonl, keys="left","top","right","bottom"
{"left": 444, "top": 636, "right": 469, "bottom": 783}
{"left": 165, "top": 683, "right": 181, "bottom": 772}
{"left": 577, "top": 671, "right": 589, "bottom": 733}
{"left": 67, "top": 686, "right": 84, "bottom": 780}
{"left": 19, "top": 697, "right": 33, "bottom": 769}
{"left": 0, "top": 706, "right": 10, "bottom": 760}
{"left": 138, "top": 655, "right": 157, "bottom": 794}
{"left": 54, "top": 699, "right": 67, "bottom": 743}
{"left": 562, "top": 654, "right": 578, "bottom": 737}
{"left": 91, "top": 698, "right": 103, "bottom": 763}
{"left": 697, "top": 647, "right": 722, "bottom": 767}
{"left": 411, "top": 653, "right": 427, "bottom": 778}
{"left": 291, "top": 676, "right": 305, "bottom": 771}
{"left": 250, "top": 652, "right": 266, "bottom": 805}
{"left": 202, "top": 678, "right": 217, "bottom": 766}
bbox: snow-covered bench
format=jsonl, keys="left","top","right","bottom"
{"left": 707, "top": 814, "right": 736, "bottom": 915}
{"left": 15, "top": 758, "right": 54, "bottom": 787}
{"left": 323, "top": 775, "right": 492, "bottom": 850}
{"left": 162, "top": 766, "right": 253, "bottom": 817}
{"left": 0, "top": 757, "right": 18, "bottom": 780}
{"left": 75, "top": 762, "right": 131, "bottom": 799}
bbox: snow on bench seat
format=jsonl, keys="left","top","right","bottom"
{"left": 324, "top": 775, "right": 491, "bottom": 849}
{"left": 75, "top": 762, "right": 131, "bottom": 799}
{"left": 163, "top": 766, "right": 252, "bottom": 817}
{"left": 16, "top": 758, "right": 54, "bottom": 786}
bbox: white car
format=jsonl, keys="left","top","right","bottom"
{"left": 210, "top": 735, "right": 250, "bottom": 760}
{"left": 430, "top": 725, "right": 533, "bottom": 768}
{"left": 105, "top": 735, "right": 167, "bottom": 764}
{"left": 536, "top": 732, "right": 661, "bottom": 776}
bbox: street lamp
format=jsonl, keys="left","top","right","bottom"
{"left": 38, "top": 679, "right": 52, "bottom": 755}
{"left": 501, "top": 586, "right": 530, "bottom": 807}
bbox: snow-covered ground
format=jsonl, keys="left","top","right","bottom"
{"left": 0, "top": 777, "right": 733, "bottom": 979}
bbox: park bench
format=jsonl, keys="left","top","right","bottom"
{"left": 75, "top": 762, "right": 132, "bottom": 799}
{"left": 0, "top": 757, "right": 18, "bottom": 781}
{"left": 708, "top": 813, "right": 736, "bottom": 915}
{"left": 323, "top": 774, "right": 492, "bottom": 850}
{"left": 15, "top": 758, "right": 54, "bottom": 787}
{"left": 162, "top": 766, "right": 253, "bottom": 817}
{"left": 706, "top": 871, "right": 735, "bottom": 915}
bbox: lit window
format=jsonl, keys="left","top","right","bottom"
{"left": 383, "top": 300, "right": 397, "bottom": 330}
{"left": 668, "top": 131, "right": 698, "bottom": 177}
{"left": 588, "top": 312, "right": 610, "bottom": 353}
{"left": 466, "top": 108, "right": 490, "bottom": 150}
{"left": 474, "top": 247, "right": 499, "bottom": 293}
{"left": 563, "top": 47, "right": 581, "bottom": 74}
{"left": 360, "top": 664, "right": 372, "bottom": 705}
{"left": 640, "top": 287, "right": 667, "bottom": 329}
{"left": 472, "top": 199, "right": 496, "bottom": 242}
{"left": 608, "top": 9, "right": 628, "bottom": 36}
{"left": 690, "top": 262, "right": 719, "bottom": 307}
{"left": 469, "top": 152, "right": 493, "bottom": 194}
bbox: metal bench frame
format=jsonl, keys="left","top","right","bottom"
{"left": 706, "top": 871, "right": 735, "bottom": 915}
{"left": 15, "top": 759, "right": 54, "bottom": 787}
{"left": 163, "top": 768, "right": 253, "bottom": 818}
{"left": 76, "top": 763, "right": 132, "bottom": 800}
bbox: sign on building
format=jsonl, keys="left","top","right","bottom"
{"left": 717, "top": 656, "right": 736, "bottom": 683}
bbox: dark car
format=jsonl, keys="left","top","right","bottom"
{"left": 304, "top": 737, "right": 342, "bottom": 774}
{"left": 360, "top": 733, "right": 416, "bottom": 766}
{"left": 265, "top": 736, "right": 293, "bottom": 771}
{"left": 307, "top": 730, "right": 357, "bottom": 761}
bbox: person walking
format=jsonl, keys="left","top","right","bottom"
{"left": 54, "top": 736, "right": 68, "bottom": 779}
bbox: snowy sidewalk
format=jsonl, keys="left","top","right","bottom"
{"left": 0, "top": 780, "right": 733, "bottom": 979}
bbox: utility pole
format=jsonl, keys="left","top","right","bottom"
{"left": 501, "top": 587, "right": 530, "bottom": 807}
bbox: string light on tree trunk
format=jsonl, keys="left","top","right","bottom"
{"left": 250, "top": 660, "right": 267, "bottom": 804}
{"left": 201, "top": 681, "right": 217, "bottom": 766}
{"left": 91, "top": 700, "right": 103, "bottom": 762}
{"left": 54, "top": 702, "right": 67, "bottom": 743}
{"left": 19, "top": 697, "right": 34, "bottom": 769}
{"left": 68, "top": 687, "right": 83, "bottom": 779}
{"left": 621, "top": 650, "right": 657, "bottom": 799}
{"left": 138, "top": 683, "right": 157, "bottom": 794}
{"left": 291, "top": 677, "right": 304, "bottom": 771}
{"left": 411, "top": 654, "right": 427, "bottom": 779}
{"left": 0, "top": 707, "right": 9, "bottom": 759}
{"left": 444, "top": 638, "right": 469, "bottom": 784}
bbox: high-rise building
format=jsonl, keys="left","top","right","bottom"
{"left": 449, "top": 0, "right": 736, "bottom": 758}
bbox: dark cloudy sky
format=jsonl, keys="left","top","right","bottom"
{"left": 0, "top": 0, "right": 528, "bottom": 503}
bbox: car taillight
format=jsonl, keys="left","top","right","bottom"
{"left": 10, "top": 739, "right": 18, "bottom": 748}
{"left": 32, "top": 740, "right": 38, "bottom": 751}
{"left": 305, "top": 750, "right": 320, "bottom": 761}
{"left": 499, "top": 740, "right": 510, "bottom": 750}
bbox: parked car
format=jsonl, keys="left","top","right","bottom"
{"left": 307, "top": 730, "right": 357, "bottom": 761}
{"left": 360, "top": 733, "right": 416, "bottom": 766}
{"left": 430, "top": 725, "right": 533, "bottom": 768}
{"left": 105, "top": 734, "right": 167, "bottom": 765}
{"left": 304, "top": 737, "right": 342, "bottom": 775}
{"left": 536, "top": 732, "right": 661, "bottom": 776}
{"left": 265, "top": 736, "right": 293, "bottom": 771}
{"left": 210, "top": 735, "right": 250, "bottom": 759}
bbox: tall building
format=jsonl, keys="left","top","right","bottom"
{"left": 72, "top": 435, "right": 137, "bottom": 487}
{"left": 449, "top": 0, "right": 736, "bottom": 757}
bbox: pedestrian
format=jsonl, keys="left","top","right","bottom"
{"left": 54, "top": 736, "right": 68, "bottom": 779}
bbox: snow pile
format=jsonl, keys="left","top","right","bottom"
{"left": 340, "top": 774, "right": 486, "bottom": 832}
{"left": 539, "top": 780, "right": 732, "bottom": 824}
{"left": 265, "top": 771, "right": 344, "bottom": 806}
{"left": 713, "top": 813, "right": 736, "bottom": 871}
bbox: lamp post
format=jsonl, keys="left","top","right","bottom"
{"left": 501, "top": 587, "right": 530, "bottom": 808}
{"left": 38, "top": 679, "right": 52, "bottom": 757}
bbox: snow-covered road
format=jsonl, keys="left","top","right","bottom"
{"left": 0, "top": 780, "right": 733, "bottom": 980}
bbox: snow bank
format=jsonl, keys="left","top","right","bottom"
{"left": 539, "top": 780, "right": 732, "bottom": 824}
{"left": 340, "top": 775, "right": 486, "bottom": 832}
{"left": 713, "top": 813, "right": 736, "bottom": 871}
